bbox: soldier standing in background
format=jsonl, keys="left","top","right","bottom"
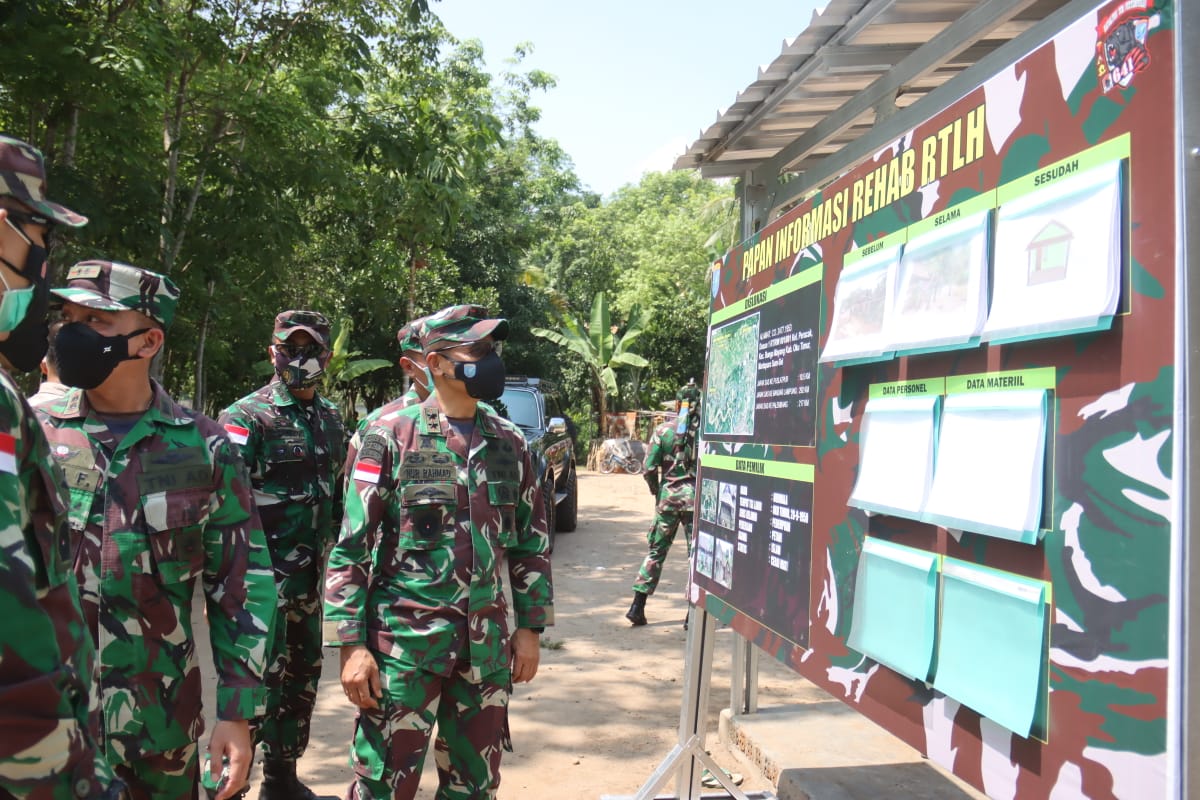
{"left": 325, "top": 304, "right": 554, "bottom": 800}
{"left": 219, "top": 310, "right": 345, "bottom": 800}
{"left": 343, "top": 315, "right": 430, "bottom": 481}
{"left": 626, "top": 381, "right": 702, "bottom": 627}
{"left": 28, "top": 319, "right": 68, "bottom": 408}
{"left": 0, "top": 136, "right": 121, "bottom": 798}
{"left": 38, "top": 260, "right": 276, "bottom": 800}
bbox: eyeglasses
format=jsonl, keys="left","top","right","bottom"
{"left": 435, "top": 339, "right": 502, "bottom": 359}
{"left": 275, "top": 343, "right": 326, "bottom": 360}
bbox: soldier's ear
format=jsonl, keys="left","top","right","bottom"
{"left": 426, "top": 351, "right": 447, "bottom": 378}
{"left": 137, "top": 327, "right": 166, "bottom": 359}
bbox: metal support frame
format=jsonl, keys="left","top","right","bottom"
{"left": 1178, "top": 0, "right": 1198, "bottom": 794}
{"left": 729, "top": 636, "right": 760, "bottom": 716}
{"left": 604, "top": 606, "right": 774, "bottom": 800}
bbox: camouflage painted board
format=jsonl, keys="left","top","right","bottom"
{"left": 692, "top": 3, "right": 1181, "bottom": 796}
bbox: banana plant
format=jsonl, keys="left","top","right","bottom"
{"left": 532, "top": 291, "right": 649, "bottom": 432}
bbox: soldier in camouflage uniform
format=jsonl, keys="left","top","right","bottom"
{"left": 36, "top": 260, "right": 277, "bottom": 800}
{"left": 218, "top": 310, "right": 345, "bottom": 800}
{"left": 0, "top": 136, "right": 123, "bottom": 799}
{"left": 626, "top": 381, "right": 701, "bottom": 626}
{"left": 343, "top": 316, "right": 430, "bottom": 485}
{"left": 325, "top": 304, "right": 554, "bottom": 800}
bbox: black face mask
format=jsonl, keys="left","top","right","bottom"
{"left": 446, "top": 351, "right": 506, "bottom": 400}
{"left": 54, "top": 322, "right": 149, "bottom": 389}
{"left": 0, "top": 241, "right": 49, "bottom": 373}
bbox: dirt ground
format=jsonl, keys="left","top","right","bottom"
{"left": 199, "top": 469, "right": 804, "bottom": 799}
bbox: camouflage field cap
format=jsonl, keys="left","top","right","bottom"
{"left": 274, "top": 310, "right": 331, "bottom": 348}
{"left": 0, "top": 135, "right": 87, "bottom": 227}
{"left": 396, "top": 315, "right": 429, "bottom": 355}
{"left": 420, "top": 304, "right": 509, "bottom": 353}
{"left": 53, "top": 260, "right": 180, "bottom": 327}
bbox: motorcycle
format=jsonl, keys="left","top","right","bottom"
{"left": 599, "top": 437, "right": 644, "bottom": 474}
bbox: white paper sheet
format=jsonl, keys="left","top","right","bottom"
{"left": 923, "top": 389, "right": 1048, "bottom": 542}
{"left": 849, "top": 395, "right": 939, "bottom": 519}
{"left": 887, "top": 211, "right": 990, "bottom": 353}
{"left": 983, "top": 161, "right": 1122, "bottom": 342}
{"left": 819, "top": 245, "right": 902, "bottom": 364}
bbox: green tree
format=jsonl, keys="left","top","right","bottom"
{"left": 532, "top": 292, "right": 648, "bottom": 440}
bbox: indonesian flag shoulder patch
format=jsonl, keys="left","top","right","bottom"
{"left": 352, "top": 461, "right": 382, "bottom": 485}
{"left": 0, "top": 432, "right": 15, "bottom": 475}
{"left": 223, "top": 424, "right": 250, "bottom": 446}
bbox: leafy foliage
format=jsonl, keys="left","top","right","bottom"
{"left": 0, "top": 1, "right": 733, "bottom": 426}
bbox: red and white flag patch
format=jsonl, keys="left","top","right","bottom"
{"left": 352, "top": 462, "right": 382, "bottom": 485}
{"left": 223, "top": 424, "right": 250, "bottom": 446}
{"left": 0, "top": 432, "right": 16, "bottom": 474}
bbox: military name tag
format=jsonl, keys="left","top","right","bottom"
{"left": 487, "top": 481, "right": 519, "bottom": 506}
{"left": 140, "top": 447, "right": 207, "bottom": 470}
{"left": 137, "top": 465, "right": 210, "bottom": 494}
{"left": 487, "top": 465, "right": 520, "bottom": 482}
{"left": 401, "top": 451, "right": 453, "bottom": 482}
{"left": 401, "top": 465, "right": 454, "bottom": 482}
{"left": 62, "top": 465, "right": 100, "bottom": 493}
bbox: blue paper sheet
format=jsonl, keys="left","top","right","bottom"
{"left": 847, "top": 538, "right": 939, "bottom": 681}
{"left": 933, "top": 558, "right": 1049, "bottom": 737}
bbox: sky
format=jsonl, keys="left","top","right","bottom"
{"left": 433, "top": 0, "right": 826, "bottom": 198}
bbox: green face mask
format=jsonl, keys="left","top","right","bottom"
{"left": 0, "top": 269, "right": 34, "bottom": 334}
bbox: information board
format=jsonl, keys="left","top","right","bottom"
{"left": 691, "top": 1, "right": 1179, "bottom": 796}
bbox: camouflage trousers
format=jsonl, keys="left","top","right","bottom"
{"left": 110, "top": 742, "right": 196, "bottom": 800}
{"left": 632, "top": 505, "right": 694, "bottom": 595}
{"left": 254, "top": 590, "right": 323, "bottom": 760}
{"left": 346, "top": 652, "right": 511, "bottom": 800}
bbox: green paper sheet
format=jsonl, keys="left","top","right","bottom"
{"left": 933, "top": 558, "right": 1049, "bottom": 737}
{"left": 847, "top": 538, "right": 939, "bottom": 681}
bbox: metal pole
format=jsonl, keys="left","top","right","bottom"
{"left": 730, "top": 635, "right": 746, "bottom": 717}
{"left": 1177, "top": 0, "right": 1199, "bottom": 793}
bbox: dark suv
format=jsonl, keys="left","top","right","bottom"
{"left": 499, "top": 376, "right": 578, "bottom": 552}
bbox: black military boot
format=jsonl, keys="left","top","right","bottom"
{"left": 259, "top": 758, "right": 318, "bottom": 800}
{"left": 625, "top": 591, "right": 648, "bottom": 626}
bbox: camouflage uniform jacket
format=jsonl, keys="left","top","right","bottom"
{"left": 324, "top": 396, "right": 554, "bottom": 682}
{"left": 0, "top": 370, "right": 106, "bottom": 797}
{"left": 37, "top": 383, "right": 276, "bottom": 764}
{"left": 219, "top": 380, "right": 345, "bottom": 598}
{"left": 342, "top": 385, "right": 422, "bottom": 489}
{"left": 645, "top": 421, "right": 697, "bottom": 512}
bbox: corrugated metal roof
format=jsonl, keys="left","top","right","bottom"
{"left": 674, "top": 0, "right": 1075, "bottom": 186}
